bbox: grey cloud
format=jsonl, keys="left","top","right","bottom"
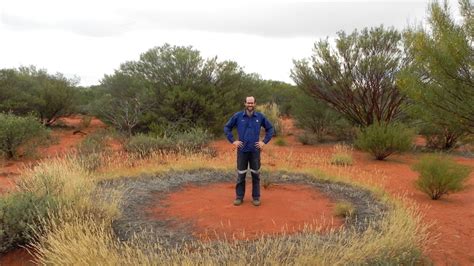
{"left": 1, "top": 11, "right": 133, "bottom": 37}
{"left": 1, "top": 1, "right": 443, "bottom": 38}
{"left": 130, "top": 2, "right": 429, "bottom": 37}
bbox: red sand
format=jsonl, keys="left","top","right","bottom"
{"left": 0, "top": 248, "right": 35, "bottom": 265}
{"left": 147, "top": 182, "right": 344, "bottom": 240}
{"left": 1, "top": 116, "right": 473, "bottom": 264}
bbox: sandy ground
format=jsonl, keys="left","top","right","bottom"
{"left": 1, "top": 116, "right": 473, "bottom": 265}
{"left": 147, "top": 183, "right": 344, "bottom": 241}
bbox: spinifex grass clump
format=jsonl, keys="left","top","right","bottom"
{"left": 330, "top": 144, "right": 353, "bottom": 166}
{"left": 355, "top": 122, "right": 414, "bottom": 160}
{"left": 413, "top": 154, "right": 471, "bottom": 200}
{"left": 0, "top": 156, "right": 120, "bottom": 253}
{"left": 334, "top": 201, "right": 356, "bottom": 218}
{"left": 76, "top": 130, "right": 110, "bottom": 172}
{"left": 256, "top": 102, "right": 283, "bottom": 136}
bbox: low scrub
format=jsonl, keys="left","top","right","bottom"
{"left": 0, "top": 113, "right": 48, "bottom": 159}
{"left": 124, "top": 134, "right": 173, "bottom": 158}
{"left": 76, "top": 130, "right": 111, "bottom": 172}
{"left": 125, "top": 128, "right": 210, "bottom": 157}
{"left": 413, "top": 155, "right": 471, "bottom": 200}
{"left": 355, "top": 122, "right": 414, "bottom": 160}
{"left": 330, "top": 144, "right": 353, "bottom": 166}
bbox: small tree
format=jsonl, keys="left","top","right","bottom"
{"left": 355, "top": 122, "right": 414, "bottom": 160}
{"left": 0, "top": 66, "right": 77, "bottom": 126}
{"left": 291, "top": 92, "right": 345, "bottom": 142}
{"left": 0, "top": 113, "right": 47, "bottom": 159}
{"left": 413, "top": 154, "right": 471, "bottom": 200}
{"left": 292, "top": 26, "right": 406, "bottom": 127}
{"left": 399, "top": 0, "right": 474, "bottom": 135}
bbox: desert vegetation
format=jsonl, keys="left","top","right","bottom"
{"left": 0, "top": 0, "right": 473, "bottom": 264}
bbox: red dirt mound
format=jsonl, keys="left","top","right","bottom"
{"left": 147, "top": 182, "right": 344, "bottom": 241}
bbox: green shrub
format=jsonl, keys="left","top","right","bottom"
{"left": 0, "top": 191, "right": 59, "bottom": 253}
{"left": 274, "top": 136, "right": 287, "bottom": 146}
{"left": 413, "top": 155, "right": 471, "bottom": 200}
{"left": 298, "top": 132, "right": 321, "bottom": 145}
{"left": 124, "top": 134, "right": 172, "bottom": 158}
{"left": 419, "top": 124, "right": 465, "bottom": 150}
{"left": 355, "top": 122, "right": 414, "bottom": 160}
{"left": 291, "top": 93, "right": 346, "bottom": 141}
{"left": 330, "top": 144, "right": 353, "bottom": 166}
{"left": 0, "top": 113, "right": 48, "bottom": 159}
{"left": 173, "top": 127, "right": 210, "bottom": 152}
{"left": 127, "top": 127, "right": 211, "bottom": 157}
{"left": 334, "top": 201, "right": 356, "bottom": 218}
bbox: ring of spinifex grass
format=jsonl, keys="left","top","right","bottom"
{"left": 101, "top": 169, "right": 388, "bottom": 248}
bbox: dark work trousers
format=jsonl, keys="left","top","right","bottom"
{"left": 236, "top": 150, "right": 261, "bottom": 200}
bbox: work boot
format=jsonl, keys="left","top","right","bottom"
{"left": 233, "top": 198, "right": 243, "bottom": 206}
{"left": 252, "top": 199, "right": 261, "bottom": 206}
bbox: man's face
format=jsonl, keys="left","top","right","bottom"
{"left": 244, "top": 97, "right": 255, "bottom": 112}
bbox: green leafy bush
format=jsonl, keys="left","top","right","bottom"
{"left": 0, "top": 191, "right": 59, "bottom": 253}
{"left": 298, "top": 132, "right": 322, "bottom": 145}
{"left": 413, "top": 155, "right": 471, "bottom": 200}
{"left": 0, "top": 113, "right": 48, "bottom": 159}
{"left": 355, "top": 122, "right": 414, "bottom": 160}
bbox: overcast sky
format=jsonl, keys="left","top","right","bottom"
{"left": 0, "top": 0, "right": 462, "bottom": 86}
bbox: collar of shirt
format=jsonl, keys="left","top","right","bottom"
{"left": 243, "top": 110, "right": 256, "bottom": 117}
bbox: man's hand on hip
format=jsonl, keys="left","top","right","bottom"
{"left": 232, "top": 141, "right": 243, "bottom": 149}
{"left": 255, "top": 141, "right": 265, "bottom": 150}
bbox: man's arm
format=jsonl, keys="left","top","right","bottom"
{"left": 262, "top": 116, "right": 274, "bottom": 144}
{"left": 224, "top": 114, "right": 237, "bottom": 143}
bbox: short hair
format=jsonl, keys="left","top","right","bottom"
{"left": 245, "top": 96, "right": 256, "bottom": 103}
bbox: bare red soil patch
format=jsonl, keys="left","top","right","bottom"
{"left": 147, "top": 182, "right": 344, "bottom": 241}
{"left": 0, "top": 248, "right": 35, "bottom": 266}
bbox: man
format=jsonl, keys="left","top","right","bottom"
{"left": 224, "top": 96, "right": 274, "bottom": 206}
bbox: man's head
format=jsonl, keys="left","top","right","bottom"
{"left": 244, "top": 96, "right": 256, "bottom": 112}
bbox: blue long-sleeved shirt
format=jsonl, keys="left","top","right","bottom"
{"left": 224, "top": 111, "right": 274, "bottom": 152}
